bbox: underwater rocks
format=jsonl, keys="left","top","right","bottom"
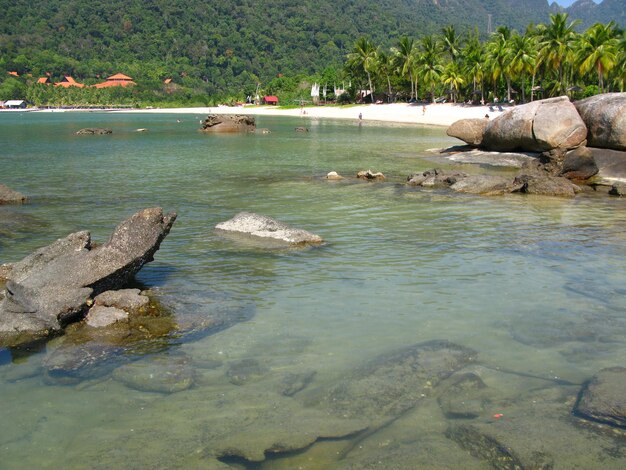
{"left": 112, "top": 352, "right": 195, "bottom": 393}
{"left": 0, "top": 184, "right": 27, "bottom": 205}
{"left": 215, "top": 212, "right": 323, "bottom": 247}
{"left": 200, "top": 114, "right": 256, "bottom": 133}
{"left": 75, "top": 128, "right": 112, "bottom": 135}
{"left": 574, "top": 367, "right": 626, "bottom": 428}
{"left": 0, "top": 208, "right": 176, "bottom": 348}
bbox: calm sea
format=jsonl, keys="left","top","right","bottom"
{"left": 1, "top": 112, "right": 625, "bottom": 469}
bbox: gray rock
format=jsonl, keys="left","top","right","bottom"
{"left": 0, "top": 184, "right": 27, "bottom": 204}
{"left": 0, "top": 208, "right": 176, "bottom": 347}
{"left": 326, "top": 171, "right": 344, "bottom": 180}
{"left": 200, "top": 114, "right": 255, "bottom": 133}
{"left": 483, "top": 96, "right": 587, "bottom": 152}
{"left": 450, "top": 175, "right": 517, "bottom": 195}
{"left": 513, "top": 174, "right": 580, "bottom": 197}
{"left": 93, "top": 288, "right": 150, "bottom": 313}
{"left": 560, "top": 146, "right": 599, "bottom": 180}
{"left": 357, "top": 170, "right": 385, "bottom": 180}
{"left": 574, "top": 93, "right": 626, "bottom": 151}
{"left": 447, "top": 118, "right": 488, "bottom": 146}
{"left": 438, "top": 372, "right": 488, "bottom": 419}
{"left": 226, "top": 358, "right": 267, "bottom": 386}
{"left": 588, "top": 147, "right": 626, "bottom": 184}
{"left": 609, "top": 183, "right": 626, "bottom": 196}
{"left": 445, "top": 424, "right": 525, "bottom": 469}
{"left": 215, "top": 212, "right": 323, "bottom": 246}
{"left": 407, "top": 169, "right": 467, "bottom": 188}
{"left": 280, "top": 370, "right": 316, "bottom": 396}
{"left": 574, "top": 366, "right": 626, "bottom": 428}
{"left": 75, "top": 128, "right": 112, "bottom": 135}
{"left": 112, "top": 352, "right": 195, "bottom": 393}
{"left": 84, "top": 305, "right": 129, "bottom": 328}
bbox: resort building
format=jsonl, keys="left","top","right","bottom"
{"left": 263, "top": 95, "right": 279, "bottom": 105}
{"left": 37, "top": 77, "right": 52, "bottom": 84}
{"left": 55, "top": 76, "right": 85, "bottom": 88}
{"left": 94, "top": 73, "right": 136, "bottom": 88}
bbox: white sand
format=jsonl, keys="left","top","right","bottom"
{"left": 113, "top": 102, "right": 503, "bottom": 127}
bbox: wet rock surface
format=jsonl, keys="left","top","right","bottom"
{"left": 574, "top": 367, "right": 626, "bottom": 428}
{"left": 575, "top": 93, "right": 626, "bottom": 151}
{"left": 200, "top": 114, "right": 255, "bottom": 133}
{"left": 357, "top": 169, "right": 386, "bottom": 181}
{"left": 215, "top": 212, "right": 323, "bottom": 247}
{"left": 0, "top": 184, "right": 27, "bottom": 204}
{"left": 0, "top": 207, "right": 176, "bottom": 347}
{"left": 112, "top": 351, "right": 195, "bottom": 393}
{"left": 450, "top": 175, "right": 517, "bottom": 195}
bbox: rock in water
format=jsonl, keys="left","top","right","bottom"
{"left": 0, "top": 184, "right": 27, "bottom": 204}
{"left": 312, "top": 340, "right": 476, "bottom": 421}
{"left": 0, "top": 208, "right": 176, "bottom": 347}
{"left": 483, "top": 96, "right": 587, "bottom": 152}
{"left": 112, "top": 352, "right": 195, "bottom": 393}
{"left": 75, "top": 128, "right": 112, "bottom": 135}
{"left": 574, "top": 93, "right": 626, "bottom": 151}
{"left": 200, "top": 114, "right": 255, "bottom": 133}
{"left": 447, "top": 118, "right": 489, "bottom": 147}
{"left": 574, "top": 366, "right": 626, "bottom": 428}
{"left": 215, "top": 212, "right": 323, "bottom": 246}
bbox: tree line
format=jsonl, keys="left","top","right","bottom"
{"left": 343, "top": 14, "right": 625, "bottom": 105}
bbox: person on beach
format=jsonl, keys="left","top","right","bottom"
{"left": 358, "top": 112, "right": 362, "bottom": 120}
{"left": 422, "top": 105, "right": 426, "bottom": 115}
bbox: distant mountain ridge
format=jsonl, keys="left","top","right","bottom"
{"left": 557, "top": 0, "right": 626, "bottom": 28}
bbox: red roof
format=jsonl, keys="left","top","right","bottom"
{"left": 55, "top": 76, "right": 85, "bottom": 88}
{"left": 264, "top": 95, "right": 279, "bottom": 104}
{"left": 94, "top": 73, "right": 136, "bottom": 88}
{"left": 37, "top": 77, "right": 51, "bottom": 84}
{"left": 164, "top": 78, "right": 172, "bottom": 84}
{"left": 107, "top": 73, "right": 133, "bottom": 81}
{"left": 8, "top": 71, "right": 19, "bottom": 77}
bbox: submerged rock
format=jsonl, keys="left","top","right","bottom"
{"left": 326, "top": 171, "right": 344, "bottom": 180}
{"left": 0, "top": 184, "right": 27, "bottom": 204}
{"left": 200, "top": 114, "right": 255, "bottom": 133}
{"left": 0, "top": 208, "right": 176, "bottom": 348}
{"left": 574, "top": 367, "right": 626, "bottom": 428}
{"left": 450, "top": 175, "right": 517, "bottom": 195}
{"left": 215, "top": 212, "right": 323, "bottom": 246}
{"left": 438, "top": 372, "right": 489, "bottom": 419}
{"left": 357, "top": 169, "right": 385, "bottom": 181}
{"left": 445, "top": 424, "right": 525, "bottom": 469}
{"left": 75, "top": 128, "right": 112, "bottom": 135}
{"left": 112, "top": 352, "right": 195, "bottom": 393}
{"left": 512, "top": 174, "right": 581, "bottom": 197}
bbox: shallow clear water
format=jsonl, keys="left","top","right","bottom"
{"left": 1, "top": 112, "right": 625, "bottom": 468}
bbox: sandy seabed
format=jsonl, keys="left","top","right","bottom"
{"left": 111, "top": 102, "right": 504, "bottom": 127}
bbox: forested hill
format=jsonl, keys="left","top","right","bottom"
{"left": 556, "top": 0, "right": 626, "bottom": 29}
{"left": 0, "top": 0, "right": 620, "bottom": 95}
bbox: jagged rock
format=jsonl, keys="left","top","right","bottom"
{"left": 447, "top": 118, "right": 489, "bottom": 146}
{"left": 450, "top": 175, "right": 517, "bottom": 195}
{"left": 326, "top": 171, "right": 344, "bottom": 180}
{"left": 0, "top": 184, "right": 27, "bottom": 204}
{"left": 0, "top": 208, "right": 177, "bottom": 347}
{"left": 112, "top": 352, "right": 195, "bottom": 393}
{"left": 483, "top": 96, "right": 587, "bottom": 152}
{"left": 560, "top": 146, "right": 599, "bottom": 180}
{"left": 574, "top": 366, "right": 626, "bottom": 428}
{"left": 574, "top": 93, "right": 626, "bottom": 151}
{"left": 93, "top": 289, "right": 150, "bottom": 313}
{"left": 513, "top": 174, "right": 580, "bottom": 197}
{"left": 407, "top": 169, "right": 467, "bottom": 187}
{"left": 200, "top": 114, "right": 255, "bottom": 133}
{"left": 357, "top": 170, "right": 385, "bottom": 180}
{"left": 75, "top": 128, "right": 112, "bottom": 135}
{"left": 215, "top": 212, "right": 323, "bottom": 246}
{"left": 609, "top": 183, "right": 626, "bottom": 196}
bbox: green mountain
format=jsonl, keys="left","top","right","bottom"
{"left": 0, "top": 0, "right": 620, "bottom": 96}
{"left": 560, "top": 0, "right": 626, "bottom": 29}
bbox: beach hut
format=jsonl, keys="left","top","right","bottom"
{"left": 55, "top": 76, "right": 85, "bottom": 88}
{"left": 94, "top": 73, "right": 136, "bottom": 88}
{"left": 5, "top": 100, "right": 27, "bottom": 109}
{"left": 263, "top": 95, "right": 279, "bottom": 105}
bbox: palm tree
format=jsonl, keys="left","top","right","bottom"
{"left": 442, "top": 62, "right": 465, "bottom": 103}
{"left": 346, "top": 37, "right": 378, "bottom": 103}
{"left": 575, "top": 22, "right": 620, "bottom": 92}
{"left": 392, "top": 36, "right": 418, "bottom": 99}
{"left": 376, "top": 50, "right": 395, "bottom": 102}
{"left": 486, "top": 26, "right": 513, "bottom": 102}
{"left": 441, "top": 25, "right": 461, "bottom": 64}
{"left": 538, "top": 13, "right": 580, "bottom": 95}
{"left": 417, "top": 35, "right": 443, "bottom": 103}
{"left": 462, "top": 29, "right": 486, "bottom": 103}
{"left": 509, "top": 31, "right": 538, "bottom": 103}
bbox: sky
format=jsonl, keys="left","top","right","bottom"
{"left": 552, "top": 0, "right": 601, "bottom": 6}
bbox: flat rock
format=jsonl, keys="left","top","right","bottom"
{"left": 575, "top": 93, "right": 626, "bottom": 151}
{"left": 75, "top": 128, "right": 112, "bottom": 135}
{"left": 450, "top": 175, "right": 517, "bottom": 195}
{"left": 574, "top": 366, "right": 626, "bottom": 428}
{"left": 215, "top": 212, "right": 323, "bottom": 246}
{"left": 0, "top": 184, "right": 27, "bottom": 204}
{"left": 513, "top": 174, "right": 580, "bottom": 197}
{"left": 112, "top": 352, "right": 195, "bottom": 393}
{"left": 407, "top": 169, "right": 467, "bottom": 188}
{"left": 93, "top": 288, "right": 150, "bottom": 313}
{"left": 84, "top": 305, "right": 129, "bottom": 327}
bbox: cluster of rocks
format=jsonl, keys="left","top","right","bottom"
{"left": 446, "top": 93, "right": 626, "bottom": 195}
{"left": 200, "top": 114, "right": 256, "bottom": 133}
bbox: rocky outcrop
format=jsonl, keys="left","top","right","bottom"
{"left": 574, "top": 93, "right": 626, "bottom": 151}
{"left": 200, "top": 114, "right": 255, "bottom": 133}
{"left": 215, "top": 212, "right": 323, "bottom": 246}
{"left": 482, "top": 96, "right": 587, "bottom": 152}
{"left": 574, "top": 367, "right": 626, "bottom": 428}
{"left": 75, "top": 128, "right": 112, "bottom": 135}
{"left": 0, "top": 208, "right": 176, "bottom": 347}
{"left": 513, "top": 174, "right": 581, "bottom": 197}
{"left": 450, "top": 175, "right": 518, "bottom": 195}
{"left": 560, "top": 146, "right": 599, "bottom": 180}
{"left": 446, "top": 118, "right": 488, "bottom": 147}
{"left": 326, "top": 171, "right": 344, "bottom": 180}
{"left": 357, "top": 169, "right": 386, "bottom": 181}
{"left": 0, "top": 184, "right": 27, "bottom": 204}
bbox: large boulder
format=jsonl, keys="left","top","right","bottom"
{"left": 0, "top": 184, "right": 26, "bottom": 204}
{"left": 482, "top": 96, "right": 587, "bottom": 152}
{"left": 0, "top": 207, "right": 176, "bottom": 347}
{"left": 512, "top": 174, "right": 581, "bottom": 197}
{"left": 574, "top": 367, "right": 626, "bottom": 428}
{"left": 560, "top": 146, "right": 599, "bottom": 180}
{"left": 215, "top": 212, "right": 323, "bottom": 246}
{"left": 200, "top": 114, "right": 255, "bottom": 133}
{"left": 574, "top": 93, "right": 626, "bottom": 151}
{"left": 446, "top": 118, "right": 489, "bottom": 147}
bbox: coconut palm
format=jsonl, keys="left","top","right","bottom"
{"left": 575, "top": 22, "right": 620, "bottom": 92}
{"left": 441, "top": 25, "right": 461, "bottom": 64}
{"left": 442, "top": 62, "right": 465, "bottom": 103}
{"left": 376, "top": 50, "right": 395, "bottom": 102}
{"left": 346, "top": 37, "right": 378, "bottom": 103}
{"left": 509, "top": 31, "right": 538, "bottom": 103}
{"left": 486, "top": 26, "right": 513, "bottom": 102}
{"left": 537, "top": 13, "right": 580, "bottom": 95}
{"left": 417, "top": 35, "right": 444, "bottom": 103}
{"left": 462, "top": 29, "right": 486, "bottom": 103}
{"left": 392, "top": 36, "right": 418, "bottom": 100}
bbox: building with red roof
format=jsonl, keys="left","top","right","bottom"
{"left": 55, "top": 76, "right": 85, "bottom": 88}
{"left": 94, "top": 73, "right": 136, "bottom": 89}
{"left": 263, "top": 95, "right": 279, "bottom": 105}
{"left": 37, "top": 77, "right": 52, "bottom": 84}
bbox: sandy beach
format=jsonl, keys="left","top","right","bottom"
{"left": 112, "top": 102, "right": 504, "bottom": 127}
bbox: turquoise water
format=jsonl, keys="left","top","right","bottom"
{"left": 1, "top": 112, "right": 625, "bottom": 468}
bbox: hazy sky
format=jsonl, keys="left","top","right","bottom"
{"left": 552, "top": 0, "right": 601, "bottom": 6}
